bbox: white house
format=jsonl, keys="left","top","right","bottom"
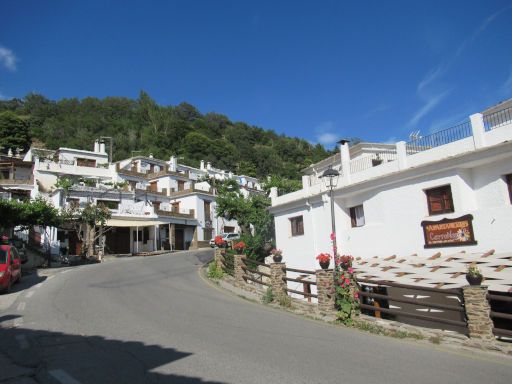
{"left": 270, "top": 99, "right": 512, "bottom": 274}
{"left": 16, "top": 139, "right": 262, "bottom": 256}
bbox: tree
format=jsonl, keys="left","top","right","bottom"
{"left": 263, "top": 175, "right": 302, "bottom": 196}
{"left": 61, "top": 202, "right": 112, "bottom": 258}
{"left": 0, "top": 111, "right": 31, "bottom": 153}
{"left": 214, "top": 180, "right": 274, "bottom": 261}
{"left": 0, "top": 197, "right": 61, "bottom": 265}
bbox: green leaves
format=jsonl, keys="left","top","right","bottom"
{"left": 0, "top": 92, "right": 334, "bottom": 180}
{"left": 0, "top": 197, "right": 61, "bottom": 230}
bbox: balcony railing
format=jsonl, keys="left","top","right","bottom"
{"left": 483, "top": 106, "right": 512, "bottom": 131}
{"left": 406, "top": 120, "right": 472, "bottom": 155}
{"left": 155, "top": 208, "right": 195, "bottom": 219}
{"left": 0, "top": 178, "right": 34, "bottom": 185}
{"left": 349, "top": 149, "right": 398, "bottom": 174}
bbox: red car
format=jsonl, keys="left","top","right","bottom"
{"left": 0, "top": 244, "right": 22, "bottom": 293}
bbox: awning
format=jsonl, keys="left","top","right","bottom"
{"left": 105, "top": 218, "right": 170, "bottom": 227}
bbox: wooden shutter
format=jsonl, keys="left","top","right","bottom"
{"left": 350, "top": 207, "right": 356, "bottom": 227}
{"left": 507, "top": 174, "right": 512, "bottom": 204}
{"left": 427, "top": 186, "right": 453, "bottom": 215}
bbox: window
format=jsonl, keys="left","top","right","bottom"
{"left": 290, "top": 216, "right": 304, "bottom": 236}
{"left": 97, "top": 200, "right": 119, "bottom": 210}
{"left": 507, "top": 174, "right": 512, "bottom": 204}
{"left": 349, "top": 205, "right": 365, "bottom": 227}
{"left": 76, "top": 158, "right": 96, "bottom": 167}
{"left": 425, "top": 185, "right": 454, "bottom": 215}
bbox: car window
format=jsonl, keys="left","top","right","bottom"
{"left": 0, "top": 249, "right": 6, "bottom": 264}
{"left": 11, "top": 247, "right": 19, "bottom": 260}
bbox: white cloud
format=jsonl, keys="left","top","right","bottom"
{"left": 502, "top": 68, "right": 512, "bottom": 95}
{"left": 0, "top": 46, "right": 17, "bottom": 71}
{"left": 417, "top": 64, "right": 447, "bottom": 93}
{"left": 313, "top": 121, "right": 340, "bottom": 147}
{"left": 417, "top": 7, "right": 511, "bottom": 93}
{"left": 408, "top": 90, "right": 451, "bottom": 127}
{"left": 317, "top": 132, "right": 339, "bottom": 146}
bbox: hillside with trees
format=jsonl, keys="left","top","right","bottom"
{"left": 0, "top": 92, "right": 334, "bottom": 180}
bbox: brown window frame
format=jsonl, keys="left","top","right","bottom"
{"left": 425, "top": 185, "right": 454, "bottom": 216}
{"left": 506, "top": 174, "right": 512, "bottom": 204}
{"left": 349, "top": 204, "right": 365, "bottom": 227}
{"left": 290, "top": 216, "right": 304, "bottom": 237}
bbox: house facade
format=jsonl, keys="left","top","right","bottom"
{"left": 270, "top": 100, "right": 512, "bottom": 272}
{"left": 15, "top": 140, "right": 262, "bottom": 256}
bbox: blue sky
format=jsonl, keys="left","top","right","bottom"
{"left": 1, "top": 1, "right": 511, "bottom": 149}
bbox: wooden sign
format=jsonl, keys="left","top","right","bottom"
{"left": 421, "top": 214, "right": 477, "bottom": 248}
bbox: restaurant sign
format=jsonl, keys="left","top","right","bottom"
{"left": 421, "top": 214, "right": 477, "bottom": 248}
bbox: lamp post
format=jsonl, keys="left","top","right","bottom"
{"left": 320, "top": 167, "right": 340, "bottom": 264}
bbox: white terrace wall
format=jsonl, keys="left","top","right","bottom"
{"left": 272, "top": 108, "right": 512, "bottom": 270}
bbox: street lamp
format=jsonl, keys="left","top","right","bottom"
{"left": 320, "top": 167, "right": 340, "bottom": 263}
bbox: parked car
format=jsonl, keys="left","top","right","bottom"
{"left": 0, "top": 244, "right": 22, "bottom": 293}
{"left": 209, "top": 233, "right": 241, "bottom": 248}
{"left": 9, "top": 238, "right": 27, "bottom": 264}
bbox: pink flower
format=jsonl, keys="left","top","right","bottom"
{"left": 354, "top": 292, "right": 359, "bottom": 299}
{"left": 348, "top": 267, "right": 354, "bottom": 274}
{"left": 345, "top": 278, "right": 350, "bottom": 284}
{"left": 330, "top": 232, "right": 336, "bottom": 241}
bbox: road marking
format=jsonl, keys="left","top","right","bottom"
{"left": 34, "top": 283, "right": 43, "bottom": 289}
{"left": 17, "top": 302, "right": 26, "bottom": 311}
{"left": 61, "top": 270, "right": 71, "bottom": 274}
{"left": 49, "top": 369, "right": 82, "bottom": 384}
{"left": 47, "top": 275, "right": 55, "bottom": 280}
{"left": 25, "top": 291, "right": 34, "bottom": 298}
{"left": 13, "top": 317, "right": 23, "bottom": 327}
{"left": 15, "top": 334, "right": 29, "bottom": 349}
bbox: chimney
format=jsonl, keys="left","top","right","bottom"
{"left": 94, "top": 140, "right": 100, "bottom": 153}
{"left": 206, "top": 161, "right": 211, "bottom": 170}
{"left": 200, "top": 160, "right": 205, "bottom": 170}
{"left": 169, "top": 156, "right": 177, "bottom": 172}
{"left": 99, "top": 141, "right": 106, "bottom": 153}
{"left": 7, "top": 148, "right": 13, "bottom": 157}
{"left": 149, "top": 153, "right": 154, "bottom": 159}
{"left": 228, "top": 171, "right": 233, "bottom": 179}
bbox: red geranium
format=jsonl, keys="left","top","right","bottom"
{"left": 214, "top": 235, "right": 226, "bottom": 247}
{"left": 233, "top": 241, "right": 246, "bottom": 251}
{"left": 316, "top": 253, "right": 331, "bottom": 263}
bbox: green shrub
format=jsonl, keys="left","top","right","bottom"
{"left": 261, "top": 287, "right": 275, "bottom": 304}
{"left": 277, "top": 293, "right": 292, "bottom": 308}
{"left": 207, "top": 262, "right": 224, "bottom": 279}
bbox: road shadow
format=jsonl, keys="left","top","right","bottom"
{"left": 0, "top": 325, "right": 227, "bottom": 383}
{"left": 0, "top": 272, "right": 47, "bottom": 296}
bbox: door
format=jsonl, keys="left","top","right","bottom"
{"left": 150, "top": 181, "right": 158, "bottom": 192}
{"left": 177, "top": 180, "right": 185, "bottom": 191}
{"left": 10, "top": 247, "right": 20, "bottom": 280}
{"left": 105, "top": 227, "right": 130, "bottom": 254}
{"left": 175, "top": 229, "right": 184, "bottom": 250}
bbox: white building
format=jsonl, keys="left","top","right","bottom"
{"left": 270, "top": 100, "right": 512, "bottom": 273}
{"left": 17, "top": 140, "right": 262, "bottom": 256}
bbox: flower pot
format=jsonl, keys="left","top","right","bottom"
{"left": 466, "top": 274, "right": 483, "bottom": 286}
{"left": 319, "top": 260, "right": 330, "bottom": 270}
{"left": 273, "top": 254, "right": 282, "bottom": 263}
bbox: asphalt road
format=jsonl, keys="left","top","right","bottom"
{"left": 1, "top": 250, "right": 511, "bottom": 384}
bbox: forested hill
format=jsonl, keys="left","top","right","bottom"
{"left": 0, "top": 92, "right": 333, "bottom": 179}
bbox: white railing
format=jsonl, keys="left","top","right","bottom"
{"left": 349, "top": 150, "right": 397, "bottom": 174}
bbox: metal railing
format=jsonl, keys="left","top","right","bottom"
{"left": 483, "top": 106, "right": 512, "bottom": 131}
{"left": 486, "top": 291, "right": 512, "bottom": 338}
{"left": 282, "top": 267, "right": 317, "bottom": 300}
{"left": 406, "top": 120, "right": 472, "bottom": 155}
{"left": 357, "top": 278, "right": 467, "bottom": 333}
{"left": 349, "top": 149, "right": 398, "bottom": 174}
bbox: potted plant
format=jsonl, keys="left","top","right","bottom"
{"left": 214, "top": 235, "right": 227, "bottom": 253}
{"left": 316, "top": 253, "right": 332, "bottom": 270}
{"left": 233, "top": 241, "right": 246, "bottom": 254}
{"left": 466, "top": 263, "right": 483, "bottom": 286}
{"left": 270, "top": 248, "right": 283, "bottom": 263}
{"left": 337, "top": 255, "right": 354, "bottom": 270}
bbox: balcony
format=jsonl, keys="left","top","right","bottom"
{"left": 38, "top": 159, "right": 111, "bottom": 178}
{"left": 155, "top": 208, "right": 195, "bottom": 219}
{"left": 0, "top": 178, "right": 34, "bottom": 186}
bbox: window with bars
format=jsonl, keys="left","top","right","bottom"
{"left": 425, "top": 185, "right": 454, "bottom": 215}
{"left": 290, "top": 216, "right": 304, "bottom": 236}
{"left": 349, "top": 205, "right": 365, "bottom": 227}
